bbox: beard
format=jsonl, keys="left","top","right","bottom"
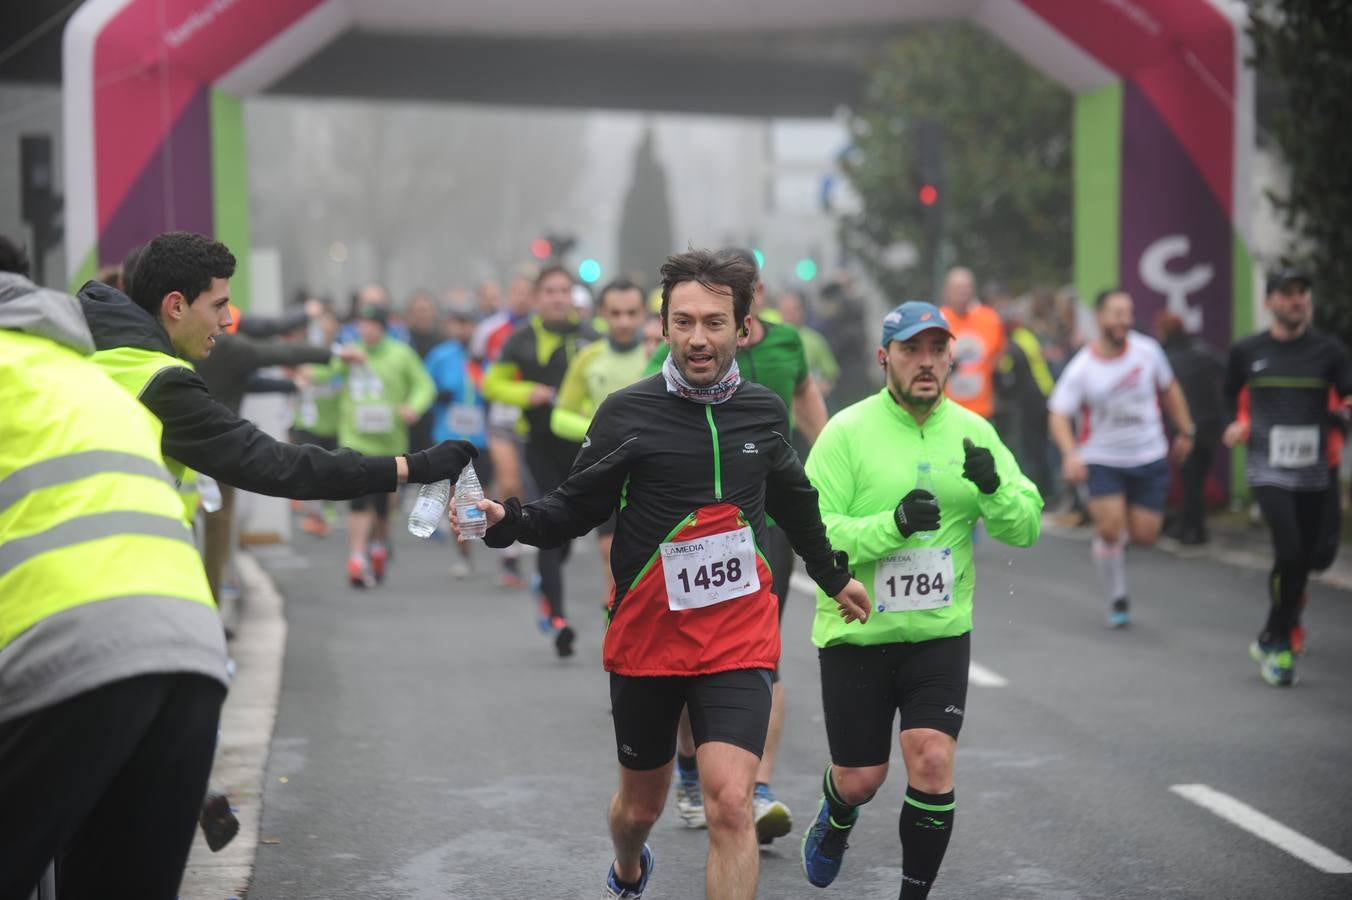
{"left": 887, "top": 366, "right": 947, "bottom": 411}
{"left": 673, "top": 342, "right": 736, "bottom": 386}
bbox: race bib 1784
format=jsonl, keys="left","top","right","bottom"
{"left": 873, "top": 547, "right": 955, "bottom": 613}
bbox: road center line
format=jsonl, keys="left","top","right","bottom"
{"left": 789, "top": 574, "right": 1009, "bottom": 687}
{"left": 1170, "top": 783, "right": 1352, "bottom": 874}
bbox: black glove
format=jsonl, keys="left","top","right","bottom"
{"left": 405, "top": 440, "right": 478, "bottom": 484}
{"left": 962, "top": 437, "right": 1000, "bottom": 494}
{"left": 894, "top": 489, "right": 941, "bottom": 538}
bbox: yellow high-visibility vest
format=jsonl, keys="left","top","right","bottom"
{"left": 91, "top": 345, "right": 200, "bottom": 523}
{"left": 0, "top": 331, "right": 214, "bottom": 650}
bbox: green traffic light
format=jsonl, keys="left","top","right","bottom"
{"left": 578, "top": 258, "right": 602, "bottom": 284}
{"left": 795, "top": 258, "right": 818, "bottom": 282}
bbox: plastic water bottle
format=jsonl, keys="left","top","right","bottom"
{"left": 453, "top": 465, "right": 487, "bottom": 541}
{"left": 408, "top": 479, "right": 451, "bottom": 538}
{"left": 914, "top": 462, "right": 939, "bottom": 542}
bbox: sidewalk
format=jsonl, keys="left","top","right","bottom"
{"left": 1041, "top": 510, "right": 1352, "bottom": 592}
{"left": 178, "top": 551, "right": 288, "bottom": 900}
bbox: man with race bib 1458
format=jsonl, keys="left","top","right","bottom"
{"left": 1222, "top": 269, "right": 1352, "bottom": 686}
{"left": 799, "top": 301, "right": 1042, "bottom": 898}
{"left": 1048, "top": 289, "right": 1195, "bottom": 628}
{"left": 454, "top": 248, "right": 871, "bottom": 900}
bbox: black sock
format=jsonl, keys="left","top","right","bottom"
{"left": 823, "top": 766, "right": 859, "bottom": 827}
{"left": 677, "top": 753, "right": 697, "bottom": 780}
{"left": 898, "top": 785, "right": 955, "bottom": 899}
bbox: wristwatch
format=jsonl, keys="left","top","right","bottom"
{"left": 1180, "top": 425, "right": 1197, "bottom": 438}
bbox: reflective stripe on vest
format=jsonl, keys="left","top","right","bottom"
{"left": 1, "top": 331, "right": 214, "bottom": 649}
{"left": 90, "top": 345, "right": 199, "bottom": 522}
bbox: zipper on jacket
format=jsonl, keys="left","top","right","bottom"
{"left": 705, "top": 405, "right": 723, "bottom": 500}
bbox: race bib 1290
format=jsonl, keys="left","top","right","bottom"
{"left": 660, "top": 526, "right": 761, "bottom": 611}
{"left": 1269, "top": 425, "right": 1319, "bottom": 469}
{"left": 873, "top": 547, "right": 955, "bottom": 613}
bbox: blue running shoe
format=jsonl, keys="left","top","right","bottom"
{"left": 1249, "top": 640, "right": 1296, "bottom": 686}
{"left": 1108, "top": 597, "right": 1130, "bottom": 629}
{"left": 801, "top": 796, "right": 854, "bottom": 888}
{"left": 604, "top": 844, "right": 654, "bottom": 899}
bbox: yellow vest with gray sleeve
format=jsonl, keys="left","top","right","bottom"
{"left": 0, "top": 331, "right": 215, "bottom": 652}
{"left": 91, "top": 345, "right": 201, "bottom": 522}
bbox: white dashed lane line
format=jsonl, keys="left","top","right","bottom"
{"left": 789, "top": 574, "right": 1009, "bottom": 688}
{"left": 1170, "top": 784, "right": 1352, "bottom": 874}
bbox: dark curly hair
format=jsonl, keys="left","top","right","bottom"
{"left": 129, "top": 231, "right": 236, "bottom": 319}
{"left": 659, "top": 248, "right": 755, "bottom": 329}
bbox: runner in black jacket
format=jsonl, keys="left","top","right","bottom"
{"left": 455, "top": 248, "right": 869, "bottom": 900}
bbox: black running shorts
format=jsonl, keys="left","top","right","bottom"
{"left": 348, "top": 492, "right": 391, "bottom": 515}
{"left": 609, "top": 668, "right": 772, "bottom": 770}
{"left": 818, "top": 632, "right": 970, "bottom": 768}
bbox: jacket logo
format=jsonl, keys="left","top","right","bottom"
{"left": 743, "top": 442, "right": 758, "bottom": 454}
{"left": 1252, "top": 359, "right": 1269, "bottom": 372}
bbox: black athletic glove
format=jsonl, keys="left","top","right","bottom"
{"left": 404, "top": 440, "right": 478, "bottom": 485}
{"left": 894, "top": 489, "right": 941, "bottom": 538}
{"left": 962, "top": 437, "right": 1000, "bottom": 494}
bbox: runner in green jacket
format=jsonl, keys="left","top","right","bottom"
{"left": 799, "top": 301, "right": 1042, "bottom": 899}
{"left": 334, "top": 305, "right": 436, "bottom": 587}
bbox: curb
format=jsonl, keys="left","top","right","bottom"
{"left": 179, "top": 552, "right": 287, "bottom": 899}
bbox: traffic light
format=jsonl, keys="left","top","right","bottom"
{"left": 911, "top": 118, "right": 944, "bottom": 298}
{"left": 530, "top": 237, "right": 552, "bottom": 259}
{"left": 578, "top": 258, "right": 602, "bottom": 284}
{"left": 795, "top": 258, "right": 818, "bottom": 282}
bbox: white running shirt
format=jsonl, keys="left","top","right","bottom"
{"left": 1048, "top": 333, "right": 1175, "bottom": 468}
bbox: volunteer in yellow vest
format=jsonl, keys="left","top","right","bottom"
{"left": 333, "top": 304, "right": 437, "bottom": 588}
{"left": 0, "top": 251, "right": 226, "bottom": 900}
{"left": 75, "top": 231, "right": 477, "bottom": 554}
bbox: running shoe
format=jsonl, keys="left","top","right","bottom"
{"left": 370, "top": 543, "right": 389, "bottom": 583}
{"left": 554, "top": 620, "right": 576, "bottom": 658}
{"left": 1108, "top": 596, "right": 1130, "bottom": 629}
{"left": 449, "top": 557, "right": 471, "bottom": 579}
{"left": 754, "top": 783, "right": 792, "bottom": 844}
{"left": 800, "top": 796, "right": 854, "bottom": 888}
{"left": 347, "top": 555, "right": 375, "bottom": 589}
{"left": 536, "top": 596, "right": 554, "bottom": 635}
{"left": 603, "top": 844, "right": 653, "bottom": 899}
{"left": 299, "top": 513, "right": 329, "bottom": 537}
{"left": 674, "top": 776, "right": 707, "bottom": 829}
{"left": 1249, "top": 641, "right": 1296, "bottom": 687}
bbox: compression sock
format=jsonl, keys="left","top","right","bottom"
{"left": 898, "top": 786, "right": 955, "bottom": 899}
{"left": 1260, "top": 564, "right": 1308, "bottom": 645}
{"left": 824, "top": 766, "right": 860, "bottom": 826}
{"left": 1091, "top": 535, "right": 1128, "bottom": 602}
{"left": 676, "top": 753, "right": 698, "bottom": 781}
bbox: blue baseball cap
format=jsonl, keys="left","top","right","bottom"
{"left": 880, "top": 301, "right": 954, "bottom": 347}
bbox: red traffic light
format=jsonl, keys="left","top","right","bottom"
{"left": 530, "top": 237, "right": 553, "bottom": 259}
{"left": 918, "top": 184, "right": 939, "bottom": 207}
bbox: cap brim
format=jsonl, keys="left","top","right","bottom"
{"left": 891, "top": 323, "right": 955, "bottom": 343}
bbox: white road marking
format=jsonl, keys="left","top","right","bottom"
{"left": 967, "top": 662, "right": 1008, "bottom": 687}
{"left": 789, "top": 574, "right": 1009, "bottom": 687}
{"left": 1170, "top": 784, "right": 1352, "bottom": 874}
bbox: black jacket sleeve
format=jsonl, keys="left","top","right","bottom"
{"left": 1223, "top": 342, "right": 1248, "bottom": 420}
{"left": 141, "top": 367, "right": 397, "bottom": 499}
{"left": 237, "top": 310, "right": 309, "bottom": 340}
{"left": 762, "top": 411, "right": 852, "bottom": 596}
{"left": 485, "top": 396, "right": 633, "bottom": 548}
{"left": 235, "top": 336, "right": 331, "bottom": 370}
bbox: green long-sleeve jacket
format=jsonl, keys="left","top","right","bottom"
{"left": 804, "top": 389, "right": 1043, "bottom": 647}
{"left": 334, "top": 337, "right": 435, "bottom": 456}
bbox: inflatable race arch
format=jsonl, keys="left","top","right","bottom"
{"left": 63, "top": 0, "right": 1254, "bottom": 351}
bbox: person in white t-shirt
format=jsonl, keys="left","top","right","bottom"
{"left": 1048, "top": 289, "right": 1196, "bottom": 627}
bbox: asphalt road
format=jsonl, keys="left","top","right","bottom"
{"left": 247, "top": 521, "right": 1352, "bottom": 899}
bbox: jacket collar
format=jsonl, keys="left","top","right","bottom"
{"left": 76, "top": 280, "right": 178, "bottom": 356}
{"left": 0, "top": 272, "right": 96, "bottom": 355}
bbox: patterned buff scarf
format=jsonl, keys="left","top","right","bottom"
{"left": 662, "top": 353, "right": 742, "bottom": 405}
